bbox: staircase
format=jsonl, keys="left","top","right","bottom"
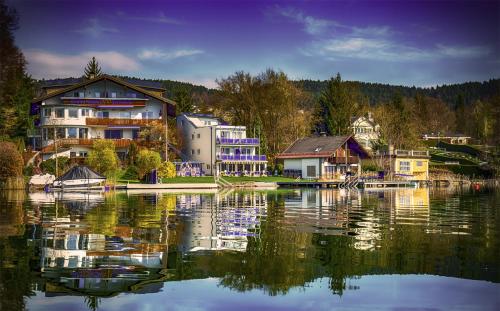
{"left": 215, "top": 175, "right": 233, "bottom": 188}
{"left": 341, "top": 176, "right": 359, "bottom": 189}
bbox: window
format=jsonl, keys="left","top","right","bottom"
{"left": 81, "top": 109, "right": 91, "bottom": 117}
{"left": 399, "top": 161, "right": 411, "bottom": 172}
{"left": 197, "top": 149, "right": 200, "bottom": 155}
{"left": 79, "top": 128, "right": 88, "bottom": 139}
{"left": 73, "top": 92, "right": 79, "bottom": 97}
{"left": 68, "top": 109, "right": 78, "bottom": 118}
{"left": 43, "top": 108, "right": 51, "bottom": 117}
{"left": 70, "top": 152, "right": 77, "bottom": 158}
{"left": 67, "top": 127, "right": 77, "bottom": 138}
{"left": 142, "top": 111, "right": 154, "bottom": 119}
{"left": 191, "top": 149, "right": 195, "bottom": 155}
{"left": 79, "top": 151, "right": 88, "bottom": 157}
{"left": 416, "top": 161, "right": 423, "bottom": 167}
{"left": 45, "top": 128, "right": 54, "bottom": 140}
{"left": 104, "top": 129, "right": 123, "bottom": 139}
{"left": 197, "top": 133, "right": 200, "bottom": 139}
{"left": 192, "top": 134, "right": 195, "bottom": 140}
{"left": 79, "top": 92, "right": 84, "bottom": 98}
{"left": 132, "top": 129, "right": 139, "bottom": 139}
{"left": 56, "top": 128, "right": 65, "bottom": 138}
{"left": 181, "top": 120, "right": 185, "bottom": 126}
{"left": 306, "top": 165, "right": 316, "bottom": 177}
{"left": 111, "top": 92, "right": 117, "bottom": 98}
{"left": 95, "top": 92, "right": 100, "bottom": 98}
{"left": 55, "top": 108, "right": 65, "bottom": 118}
{"left": 130, "top": 93, "right": 137, "bottom": 98}
{"left": 96, "top": 111, "right": 109, "bottom": 118}
{"left": 119, "top": 111, "right": 131, "bottom": 119}
{"left": 207, "top": 164, "right": 210, "bottom": 170}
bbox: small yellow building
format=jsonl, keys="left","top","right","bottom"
{"left": 389, "top": 150, "right": 430, "bottom": 181}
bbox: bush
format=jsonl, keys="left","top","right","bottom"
{"left": 23, "top": 164, "right": 34, "bottom": 177}
{"left": 121, "top": 165, "right": 139, "bottom": 180}
{"left": 40, "top": 157, "right": 70, "bottom": 176}
{"left": 136, "top": 149, "right": 162, "bottom": 179}
{"left": 0, "top": 142, "right": 24, "bottom": 180}
{"left": 86, "top": 139, "right": 119, "bottom": 177}
{"left": 158, "top": 162, "right": 176, "bottom": 179}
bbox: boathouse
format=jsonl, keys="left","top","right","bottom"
{"left": 276, "top": 135, "right": 369, "bottom": 180}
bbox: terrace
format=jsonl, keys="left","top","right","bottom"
{"left": 217, "top": 154, "right": 267, "bottom": 162}
{"left": 86, "top": 118, "right": 160, "bottom": 126}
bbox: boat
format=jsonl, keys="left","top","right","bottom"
{"left": 52, "top": 165, "right": 106, "bottom": 189}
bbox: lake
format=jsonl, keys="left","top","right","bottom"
{"left": 0, "top": 188, "right": 499, "bottom": 311}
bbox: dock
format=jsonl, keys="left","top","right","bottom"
{"left": 276, "top": 180, "right": 419, "bottom": 189}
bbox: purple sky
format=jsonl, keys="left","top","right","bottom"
{"left": 9, "top": 0, "right": 500, "bottom": 88}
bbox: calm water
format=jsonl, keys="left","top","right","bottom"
{"left": 0, "top": 188, "right": 499, "bottom": 311}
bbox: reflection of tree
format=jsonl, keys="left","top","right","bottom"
{"left": 84, "top": 295, "right": 101, "bottom": 311}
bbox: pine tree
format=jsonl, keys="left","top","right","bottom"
{"left": 84, "top": 57, "right": 102, "bottom": 79}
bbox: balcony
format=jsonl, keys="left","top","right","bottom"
{"left": 86, "top": 118, "right": 160, "bottom": 127}
{"left": 328, "top": 156, "right": 359, "bottom": 164}
{"left": 61, "top": 97, "right": 147, "bottom": 108}
{"left": 216, "top": 137, "right": 260, "bottom": 145}
{"left": 394, "top": 150, "right": 429, "bottom": 157}
{"left": 217, "top": 154, "right": 267, "bottom": 162}
{"left": 41, "top": 138, "right": 133, "bottom": 153}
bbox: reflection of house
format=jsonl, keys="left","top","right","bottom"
{"left": 178, "top": 192, "right": 266, "bottom": 252}
{"left": 29, "top": 75, "right": 176, "bottom": 160}
{"left": 350, "top": 112, "right": 380, "bottom": 151}
{"left": 277, "top": 135, "right": 369, "bottom": 180}
{"left": 422, "top": 133, "right": 471, "bottom": 145}
{"left": 177, "top": 113, "right": 267, "bottom": 176}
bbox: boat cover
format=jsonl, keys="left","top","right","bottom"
{"left": 55, "top": 165, "right": 106, "bottom": 181}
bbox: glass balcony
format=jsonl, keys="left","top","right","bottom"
{"left": 216, "top": 137, "right": 260, "bottom": 145}
{"left": 217, "top": 154, "right": 267, "bottom": 161}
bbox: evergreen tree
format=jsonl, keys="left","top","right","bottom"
{"left": 318, "top": 73, "right": 359, "bottom": 136}
{"left": 0, "top": 0, "right": 35, "bottom": 140}
{"left": 84, "top": 56, "right": 102, "bottom": 79}
{"left": 173, "top": 86, "right": 194, "bottom": 114}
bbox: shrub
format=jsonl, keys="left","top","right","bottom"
{"left": 158, "top": 161, "right": 176, "bottom": 179}
{"left": 0, "top": 142, "right": 24, "bottom": 180}
{"left": 86, "top": 139, "right": 119, "bottom": 177}
{"left": 136, "top": 149, "right": 162, "bottom": 179}
{"left": 121, "top": 165, "right": 139, "bottom": 180}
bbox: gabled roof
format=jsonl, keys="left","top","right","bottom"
{"left": 32, "top": 74, "right": 176, "bottom": 106}
{"left": 276, "top": 135, "right": 370, "bottom": 159}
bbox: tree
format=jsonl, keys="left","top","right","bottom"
{"left": 0, "top": 141, "right": 23, "bottom": 180}
{"left": 174, "top": 87, "right": 194, "bottom": 114}
{"left": 86, "top": 139, "right": 119, "bottom": 177}
{"left": 158, "top": 161, "right": 176, "bottom": 179}
{"left": 84, "top": 56, "right": 102, "bottom": 79}
{"left": 136, "top": 149, "right": 161, "bottom": 179}
{"left": 0, "top": 0, "right": 35, "bottom": 140}
{"left": 216, "top": 69, "right": 313, "bottom": 159}
{"left": 318, "top": 73, "right": 361, "bottom": 135}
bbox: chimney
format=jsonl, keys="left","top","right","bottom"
{"left": 367, "top": 111, "right": 373, "bottom": 122}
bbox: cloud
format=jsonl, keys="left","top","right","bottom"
{"left": 352, "top": 26, "right": 394, "bottom": 37}
{"left": 116, "top": 11, "right": 181, "bottom": 25}
{"left": 138, "top": 48, "right": 204, "bottom": 61}
{"left": 24, "top": 50, "right": 141, "bottom": 79}
{"left": 274, "top": 6, "right": 336, "bottom": 35}
{"left": 75, "top": 18, "right": 118, "bottom": 37}
{"left": 305, "top": 37, "right": 491, "bottom": 62}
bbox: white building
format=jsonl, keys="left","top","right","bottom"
{"left": 176, "top": 113, "right": 267, "bottom": 176}
{"left": 29, "top": 75, "right": 176, "bottom": 160}
{"left": 350, "top": 112, "right": 380, "bottom": 152}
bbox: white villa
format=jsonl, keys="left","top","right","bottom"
{"left": 350, "top": 112, "right": 380, "bottom": 152}
{"left": 176, "top": 113, "right": 267, "bottom": 176}
{"left": 29, "top": 75, "right": 176, "bottom": 160}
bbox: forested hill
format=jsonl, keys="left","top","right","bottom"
{"left": 295, "top": 78, "right": 500, "bottom": 106}
{"left": 37, "top": 75, "right": 499, "bottom": 107}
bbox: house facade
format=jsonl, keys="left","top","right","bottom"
{"left": 422, "top": 133, "right": 471, "bottom": 145}
{"left": 176, "top": 113, "right": 267, "bottom": 176}
{"left": 383, "top": 149, "right": 430, "bottom": 181}
{"left": 276, "top": 135, "right": 369, "bottom": 180}
{"left": 350, "top": 112, "right": 380, "bottom": 152}
{"left": 29, "top": 75, "right": 176, "bottom": 160}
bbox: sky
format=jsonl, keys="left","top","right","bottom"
{"left": 8, "top": 0, "right": 500, "bottom": 88}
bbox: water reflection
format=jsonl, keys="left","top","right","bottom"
{"left": 0, "top": 187, "right": 498, "bottom": 310}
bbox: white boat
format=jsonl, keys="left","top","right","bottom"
{"left": 52, "top": 165, "right": 106, "bottom": 189}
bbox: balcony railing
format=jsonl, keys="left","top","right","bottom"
{"left": 328, "top": 156, "right": 359, "bottom": 164}
{"left": 41, "top": 138, "right": 133, "bottom": 152}
{"left": 394, "top": 150, "right": 429, "bottom": 157}
{"left": 217, "top": 154, "right": 267, "bottom": 161}
{"left": 86, "top": 118, "right": 160, "bottom": 126}
{"left": 216, "top": 138, "right": 260, "bottom": 145}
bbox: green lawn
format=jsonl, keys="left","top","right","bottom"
{"left": 223, "top": 176, "right": 301, "bottom": 183}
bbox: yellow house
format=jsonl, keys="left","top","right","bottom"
{"left": 390, "top": 150, "right": 430, "bottom": 181}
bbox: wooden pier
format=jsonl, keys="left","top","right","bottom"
{"left": 276, "top": 180, "right": 419, "bottom": 189}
